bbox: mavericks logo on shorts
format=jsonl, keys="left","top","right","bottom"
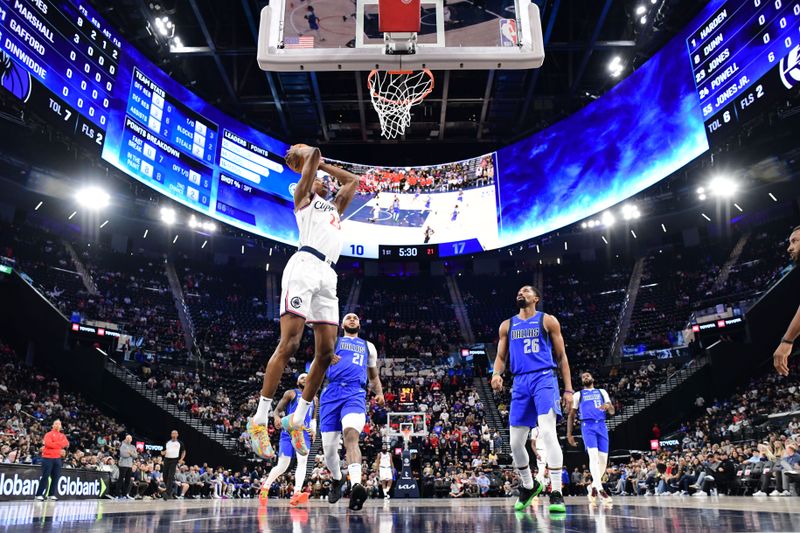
{"left": 290, "top": 296, "right": 303, "bottom": 309}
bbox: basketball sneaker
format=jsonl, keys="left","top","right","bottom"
{"left": 514, "top": 479, "right": 544, "bottom": 511}
{"left": 281, "top": 414, "right": 310, "bottom": 456}
{"left": 349, "top": 483, "right": 368, "bottom": 511}
{"left": 259, "top": 485, "right": 269, "bottom": 504}
{"left": 290, "top": 492, "right": 310, "bottom": 506}
{"left": 599, "top": 489, "right": 613, "bottom": 504}
{"left": 548, "top": 490, "right": 566, "bottom": 514}
{"left": 588, "top": 487, "right": 598, "bottom": 504}
{"left": 246, "top": 418, "right": 275, "bottom": 459}
{"left": 328, "top": 477, "right": 345, "bottom": 504}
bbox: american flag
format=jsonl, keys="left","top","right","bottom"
{"left": 284, "top": 36, "right": 315, "bottom": 49}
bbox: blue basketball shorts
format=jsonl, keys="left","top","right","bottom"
{"left": 509, "top": 369, "right": 562, "bottom": 428}
{"left": 319, "top": 384, "right": 366, "bottom": 433}
{"left": 279, "top": 430, "right": 311, "bottom": 459}
{"left": 581, "top": 420, "right": 609, "bottom": 453}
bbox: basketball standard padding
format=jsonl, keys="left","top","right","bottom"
{"left": 379, "top": 0, "right": 421, "bottom": 33}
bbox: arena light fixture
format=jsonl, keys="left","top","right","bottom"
{"left": 630, "top": 230, "right": 637, "bottom": 239}
{"left": 68, "top": 211, "right": 77, "bottom": 220}
{"left": 701, "top": 213, "right": 711, "bottom": 222}
{"left": 556, "top": 258, "right": 561, "bottom": 265}
{"left": 601, "top": 211, "right": 616, "bottom": 227}
{"left": 241, "top": 245, "right": 245, "bottom": 255}
{"left": 100, "top": 220, "right": 109, "bottom": 229}
{"left": 581, "top": 222, "right": 588, "bottom": 229}
{"left": 173, "top": 234, "right": 179, "bottom": 244}
{"left": 143, "top": 229, "right": 149, "bottom": 239}
{"left": 635, "top": 5, "right": 647, "bottom": 15}
{"left": 265, "top": 263, "right": 270, "bottom": 272}
{"left": 160, "top": 207, "right": 176, "bottom": 225}
{"left": 769, "top": 192, "right": 778, "bottom": 202}
{"left": 608, "top": 56, "right": 624, "bottom": 77}
{"left": 707, "top": 176, "right": 738, "bottom": 198}
{"left": 601, "top": 236, "right": 608, "bottom": 245}
{"left": 201, "top": 240, "right": 208, "bottom": 249}
{"left": 734, "top": 203, "right": 743, "bottom": 212}
{"left": 564, "top": 241, "right": 568, "bottom": 251}
{"left": 621, "top": 204, "right": 640, "bottom": 220}
{"left": 640, "top": 15, "right": 647, "bottom": 24}
{"left": 34, "top": 201, "right": 43, "bottom": 211}
{"left": 661, "top": 223, "right": 667, "bottom": 233}
{"left": 75, "top": 186, "right": 110, "bottom": 209}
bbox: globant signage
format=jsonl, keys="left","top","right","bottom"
{"left": 0, "top": 465, "right": 110, "bottom": 501}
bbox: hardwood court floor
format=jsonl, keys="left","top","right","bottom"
{"left": 1, "top": 495, "right": 799, "bottom": 532}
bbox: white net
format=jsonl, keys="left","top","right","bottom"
{"left": 367, "top": 69, "right": 434, "bottom": 139}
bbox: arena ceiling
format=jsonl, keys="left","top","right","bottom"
{"left": 87, "top": 0, "right": 707, "bottom": 151}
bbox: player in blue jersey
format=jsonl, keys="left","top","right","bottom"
{"left": 318, "top": 313, "right": 384, "bottom": 511}
{"left": 492, "top": 285, "right": 574, "bottom": 515}
{"left": 567, "top": 372, "right": 614, "bottom": 505}
{"left": 259, "top": 374, "right": 318, "bottom": 506}
{"left": 392, "top": 196, "right": 400, "bottom": 222}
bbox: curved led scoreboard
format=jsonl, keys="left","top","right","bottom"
{"left": 1, "top": 0, "right": 797, "bottom": 260}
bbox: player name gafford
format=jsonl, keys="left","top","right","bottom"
{"left": 511, "top": 327, "right": 540, "bottom": 339}
{"left": 6, "top": 17, "right": 46, "bottom": 56}
{"left": 10, "top": 1, "right": 54, "bottom": 44}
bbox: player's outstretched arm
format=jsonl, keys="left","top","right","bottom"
{"left": 367, "top": 341, "right": 385, "bottom": 405}
{"left": 774, "top": 303, "right": 800, "bottom": 376}
{"left": 566, "top": 393, "right": 578, "bottom": 447}
{"left": 491, "top": 320, "right": 510, "bottom": 392}
{"left": 320, "top": 162, "right": 360, "bottom": 214}
{"left": 544, "top": 314, "right": 574, "bottom": 409}
{"left": 272, "top": 390, "right": 295, "bottom": 428}
{"left": 289, "top": 145, "right": 321, "bottom": 211}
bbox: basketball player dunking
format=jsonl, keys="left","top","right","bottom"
{"left": 492, "top": 285, "right": 573, "bottom": 514}
{"left": 259, "top": 374, "right": 318, "bottom": 506}
{"left": 319, "top": 313, "right": 385, "bottom": 510}
{"left": 247, "top": 144, "right": 359, "bottom": 459}
{"left": 567, "top": 372, "right": 614, "bottom": 505}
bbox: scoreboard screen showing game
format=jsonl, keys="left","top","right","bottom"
{"left": 1, "top": 0, "right": 795, "bottom": 259}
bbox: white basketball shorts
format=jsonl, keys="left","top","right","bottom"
{"left": 380, "top": 467, "right": 393, "bottom": 482}
{"left": 279, "top": 251, "right": 339, "bottom": 325}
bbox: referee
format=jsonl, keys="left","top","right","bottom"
{"left": 161, "top": 430, "right": 185, "bottom": 500}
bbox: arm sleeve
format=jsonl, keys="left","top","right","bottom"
{"left": 600, "top": 389, "right": 611, "bottom": 404}
{"left": 572, "top": 391, "right": 581, "bottom": 410}
{"left": 367, "top": 342, "right": 378, "bottom": 368}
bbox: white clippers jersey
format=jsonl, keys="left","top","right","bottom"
{"left": 380, "top": 452, "right": 392, "bottom": 468}
{"left": 296, "top": 193, "right": 342, "bottom": 263}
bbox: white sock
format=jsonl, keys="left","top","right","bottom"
{"left": 294, "top": 453, "right": 308, "bottom": 494}
{"left": 550, "top": 468, "right": 563, "bottom": 492}
{"left": 322, "top": 431, "right": 342, "bottom": 480}
{"left": 253, "top": 396, "right": 272, "bottom": 425}
{"left": 264, "top": 456, "right": 291, "bottom": 488}
{"left": 292, "top": 398, "right": 312, "bottom": 427}
{"left": 348, "top": 463, "right": 362, "bottom": 486}
{"left": 587, "top": 447, "right": 603, "bottom": 490}
{"left": 517, "top": 466, "right": 534, "bottom": 490}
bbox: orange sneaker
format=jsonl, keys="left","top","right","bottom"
{"left": 259, "top": 485, "right": 269, "bottom": 504}
{"left": 289, "top": 492, "right": 310, "bottom": 506}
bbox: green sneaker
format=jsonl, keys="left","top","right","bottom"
{"left": 514, "top": 480, "right": 543, "bottom": 511}
{"left": 548, "top": 490, "right": 566, "bottom": 514}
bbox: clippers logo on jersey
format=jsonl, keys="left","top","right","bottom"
{"left": 328, "top": 337, "right": 369, "bottom": 386}
{"left": 508, "top": 312, "right": 555, "bottom": 375}
{"left": 290, "top": 297, "right": 302, "bottom": 308}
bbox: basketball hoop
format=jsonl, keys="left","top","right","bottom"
{"left": 367, "top": 68, "right": 434, "bottom": 139}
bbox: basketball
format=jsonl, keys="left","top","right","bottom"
{"left": 285, "top": 143, "right": 310, "bottom": 173}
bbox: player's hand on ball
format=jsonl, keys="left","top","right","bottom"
{"left": 330, "top": 354, "right": 342, "bottom": 365}
{"left": 374, "top": 393, "right": 385, "bottom": 406}
{"left": 774, "top": 342, "right": 792, "bottom": 376}
{"left": 491, "top": 374, "right": 503, "bottom": 392}
{"left": 567, "top": 435, "right": 577, "bottom": 447}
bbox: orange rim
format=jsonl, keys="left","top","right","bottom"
{"left": 367, "top": 68, "right": 435, "bottom": 105}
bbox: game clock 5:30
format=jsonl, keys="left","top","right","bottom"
{"left": 378, "top": 245, "right": 439, "bottom": 260}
